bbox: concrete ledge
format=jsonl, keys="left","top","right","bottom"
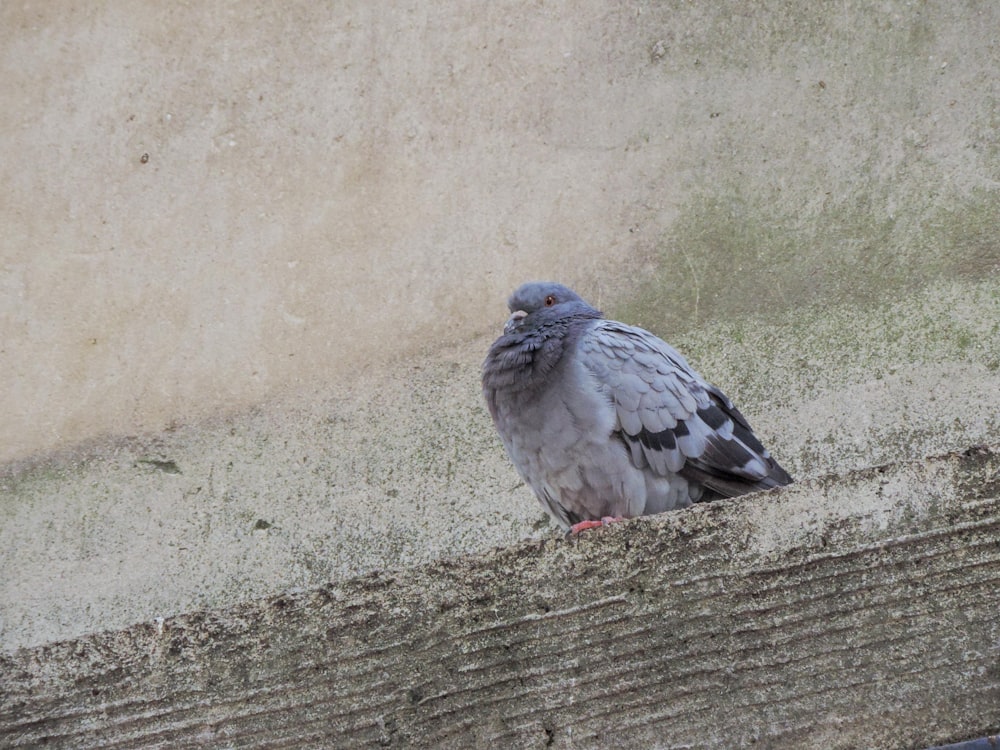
{"left": 2, "top": 446, "right": 999, "bottom": 749}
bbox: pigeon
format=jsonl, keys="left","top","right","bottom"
{"left": 482, "top": 281, "right": 792, "bottom": 533}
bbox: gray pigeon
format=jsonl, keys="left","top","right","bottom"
{"left": 482, "top": 281, "right": 792, "bottom": 533}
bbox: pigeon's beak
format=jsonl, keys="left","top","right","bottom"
{"left": 504, "top": 310, "right": 527, "bottom": 334}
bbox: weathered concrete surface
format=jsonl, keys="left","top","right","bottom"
{"left": 3, "top": 279, "right": 997, "bottom": 653}
{"left": 2, "top": 0, "right": 999, "bottom": 653}
{"left": 2, "top": 446, "right": 999, "bottom": 749}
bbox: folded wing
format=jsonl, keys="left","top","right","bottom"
{"left": 578, "top": 321, "right": 792, "bottom": 499}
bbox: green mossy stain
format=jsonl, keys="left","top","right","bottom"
{"left": 617, "top": 185, "right": 999, "bottom": 339}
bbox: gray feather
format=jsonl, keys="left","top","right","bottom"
{"left": 482, "top": 281, "right": 792, "bottom": 531}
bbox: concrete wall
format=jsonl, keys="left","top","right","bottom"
{"left": 2, "top": 1, "right": 998, "bottom": 652}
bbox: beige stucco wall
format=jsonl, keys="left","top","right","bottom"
{"left": 1, "top": 1, "right": 998, "bottom": 651}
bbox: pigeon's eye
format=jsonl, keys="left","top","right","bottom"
{"left": 544, "top": 295, "right": 556, "bottom": 307}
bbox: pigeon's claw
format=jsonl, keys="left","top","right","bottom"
{"left": 568, "top": 516, "right": 624, "bottom": 536}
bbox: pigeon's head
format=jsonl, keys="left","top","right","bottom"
{"left": 503, "top": 281, "right": 600, "bottom": 334}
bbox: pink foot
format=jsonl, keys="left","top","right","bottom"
{"left": 568, "top": 516, "right": 624, "bottom": 536}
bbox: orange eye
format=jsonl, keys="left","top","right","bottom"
{"left": 544, "top": 295, "right": 556, "bottom": 306}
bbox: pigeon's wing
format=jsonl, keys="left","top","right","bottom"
{"left": 577, "top": 321, "right": 791, "bottom": 497}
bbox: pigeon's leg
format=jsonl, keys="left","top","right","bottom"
{"left": 568, "top": 516, "right": 624, "bottom": 536}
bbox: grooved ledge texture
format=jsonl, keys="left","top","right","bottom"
{"left": 2, "top": 446, "right": 999, "bottom": 749}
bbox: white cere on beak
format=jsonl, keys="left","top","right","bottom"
{"left": 504, "top": 310, "right": 527, "bottom": 334}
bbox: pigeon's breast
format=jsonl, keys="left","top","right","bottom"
{"left": 503, "top": 349, "right": 640, "bottom": 513}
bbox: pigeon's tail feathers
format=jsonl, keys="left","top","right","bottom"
{"left": 681, "top": 452, "right": 792, "bottom": 499}
{"left": 675, "top": 426, "right": 792, "bottom": 497}
{"left": 760, "top": 457, "right": 794, "bottom": 488}
{"left": 681, "top": 392, "right": 793, "bottom": 498}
